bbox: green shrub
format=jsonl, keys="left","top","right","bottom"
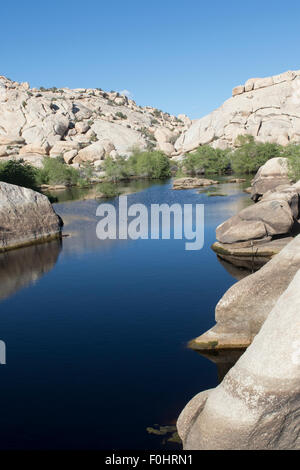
{"left": 103, "top": 150, "right": 171, "bottom": 181}
{"left": 168, "top": 134, "right": 179, "bottom": 145}
{"left": 153, "top": 109, "right": 162, "bottom": 118}
{"left": 115, "top": 111, "right": 127, "bottom": 120}
{"left": 183, "top": 145, "right": 231, "bottom": 175}
{"left": 0, "top": 160, "right": 39, "bottom": 190}
{"left": 103, "top": 156, "right": 129, "bottom": 182}
{"left": 281, "top": 144, "right": 300, "bottom": 181}
{"left": 127, "top": 150, "right": 171, "bottom": 179}
{"left": 230, "top": 135, "right": 281, "bottom": 174}
{"left": 35, "top": 157, "right": 80, "bottom": 186}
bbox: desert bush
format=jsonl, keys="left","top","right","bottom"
{"left": 182, "top": 145, "right": 231, "bottom": 175}
{"left": 0, "top": 160, "right": 39, "bottom": 190}
{"left": 35, "top": 157, "right": 80, "bottom": 186}
{"left": 281, "top": 144, "right": 300, "bottom": 181}
{"left": 115, "top": 111, "right": 127, "bottom": 120}
{"left": 103, "top": 150, "right": 171, "bottom": 181}
{"left": 230, "top": 135, "right": 281, "bottom": 174}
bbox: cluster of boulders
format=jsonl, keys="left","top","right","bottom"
{"left": 0, "top": 76, "right": 191, "bottom": 171}
{"left": 0, "top": 181, "right": 62, "bottom": 251}
{"left": 178, "top": 263, "right": 300, "bottom": 449}
{"left": 212, "top": 157, "right": 300, "bottom": 266}
{"left": 175, "top": 69, "right": 300, "bottom": 152}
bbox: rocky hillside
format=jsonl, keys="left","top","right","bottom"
{"left": 175, "top": 69, "right": 300, "bottom": 153}
{"left": 0, "top": 76, "right": 191, "bottom": 168}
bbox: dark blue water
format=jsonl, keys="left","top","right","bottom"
{"left": 0, "top": 179, "right": 250, "bottom": 449}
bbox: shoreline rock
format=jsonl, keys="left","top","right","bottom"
{"left": 0, "top": 182, "right": 63, "bottom": 252}
{"left": 191, "top": 234, "right": 300, "bottom": 351}
{"left": 250, "top": 157, "right": 290, "bottom": 201}
{"left": 212, "top": 165, "right": 300, "bottom": 267}
{"left": 178, "top": 267, "right": 300, "bottom": 449}
{"left": 172, "top": 177, "right": 219, "bottom": 190}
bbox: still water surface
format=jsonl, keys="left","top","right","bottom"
{"left": 0, "top": 178, "right": 251, "bottom": 449}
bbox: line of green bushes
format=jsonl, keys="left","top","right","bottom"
{"left": 103, "top": 149, "right": 171, "bottom": 181}
{"left": 1, "top": 136, "right": 300, "bottom": 195}
{"left": 0, "top": 157, "right": 93, "bottom": 191}
{"left": 0, "top": 150, "right": 171, "bottom": 192}
{"left": 179, "top": 135, "right": 300, "bottom": 181}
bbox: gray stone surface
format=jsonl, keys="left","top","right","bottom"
{"left": 178, "top": 268, "right": 300, "bottom": 449}
{"left": 251, "top": 157, "right": 290, "bottom": 201}
{"left": 175, "top": 70, "right": 300, "bottom": 152}
{"left": 192, "top": 235, "right": 300, "bottom": 350}
{"left": 0, "top": 182, "right": 62, "bottom": 251}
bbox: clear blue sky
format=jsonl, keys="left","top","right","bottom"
{"left": 1, "top": 0, "right": 300, "bottom": 119}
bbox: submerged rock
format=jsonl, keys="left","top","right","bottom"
{"left": 178, "top": 267, "right": 300, "bottom": 449}
{"left": 0, "top": 182, "right": 62, "bottom": 251}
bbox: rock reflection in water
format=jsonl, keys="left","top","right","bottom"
{"left": 0, "top": 240, "right": 62, "bottom": 302}
{"left": 216, "top": 256, "right": 254, "bottom": 280}
{"left": 197, "top": 349, "right": 246, "bottom": 383}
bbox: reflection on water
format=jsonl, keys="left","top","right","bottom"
{"left": 0, "top": 177, "right": 253, "bottom": 450}
{"left": 217, "top": 256, "right": 254, "bottom": 280}
{"left": 197, "top": 349, "right": 246, "bottom": 383}
{"left": 43, "top": 179, "right": 166, "bottom": 204}
{"left": 0, "top": 240, "right": 62, "bottom": 301}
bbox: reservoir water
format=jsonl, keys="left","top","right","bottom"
{"left": 0, "top": 178, "right": 251, "bottom": 449}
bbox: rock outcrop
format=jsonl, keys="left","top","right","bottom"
{"left": 178, "top": 267, "right": 300, "bottom": 449}
{"left": 191, "top": 234, "right": 300, "bottom": 350}
{"left": 212, "top": 175, "right": 300, "bottom": 266}
{"left": 172, "top": 177, "right": 219, "bottom": 189}
{"left": 0, "top": 182, "right": 62, "bottom": 251}
{"left": 175, "top": 69, "right": 300, "bottom": 152}
{"left": 251, "top": 157, "right": 290, "bottom": 201}
{"left": 0, "top": 76, "right": 190, "bottom": 168}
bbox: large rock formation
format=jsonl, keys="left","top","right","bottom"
{"left": 178, "top": 267, "right": 300, "bottom": 449}
{"left": 0, "top": 76, "right": 190, "bottom": 168}
{"left": 175, "top": 70, "right": 300, "bottom": 152}
{"left": 212, "top": 176, "right": 300, "bottom": 267}
{"left": 191, "top": 235, "right": 300, "bottom": 350}
{"left": 251, "top": 157, "right": 290, "bottom": 201}
{"left": 0, "top": 182, "right": 62, "bottom": 251}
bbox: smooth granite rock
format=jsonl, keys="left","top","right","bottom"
{"left": 192, "top": 235, "right": 300, "bottom": 350}
{"left": 178, "top": 267, "right": 300, "bottom": 449}
{"left": 0, "top": 181, "right": 62, "bottom": 251}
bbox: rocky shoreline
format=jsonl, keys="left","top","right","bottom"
{"left": 177, "top": 158, "right": 300, "bottom": 450}
{"left": 211, "top": 157, "right": 300, "bottom": 268}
